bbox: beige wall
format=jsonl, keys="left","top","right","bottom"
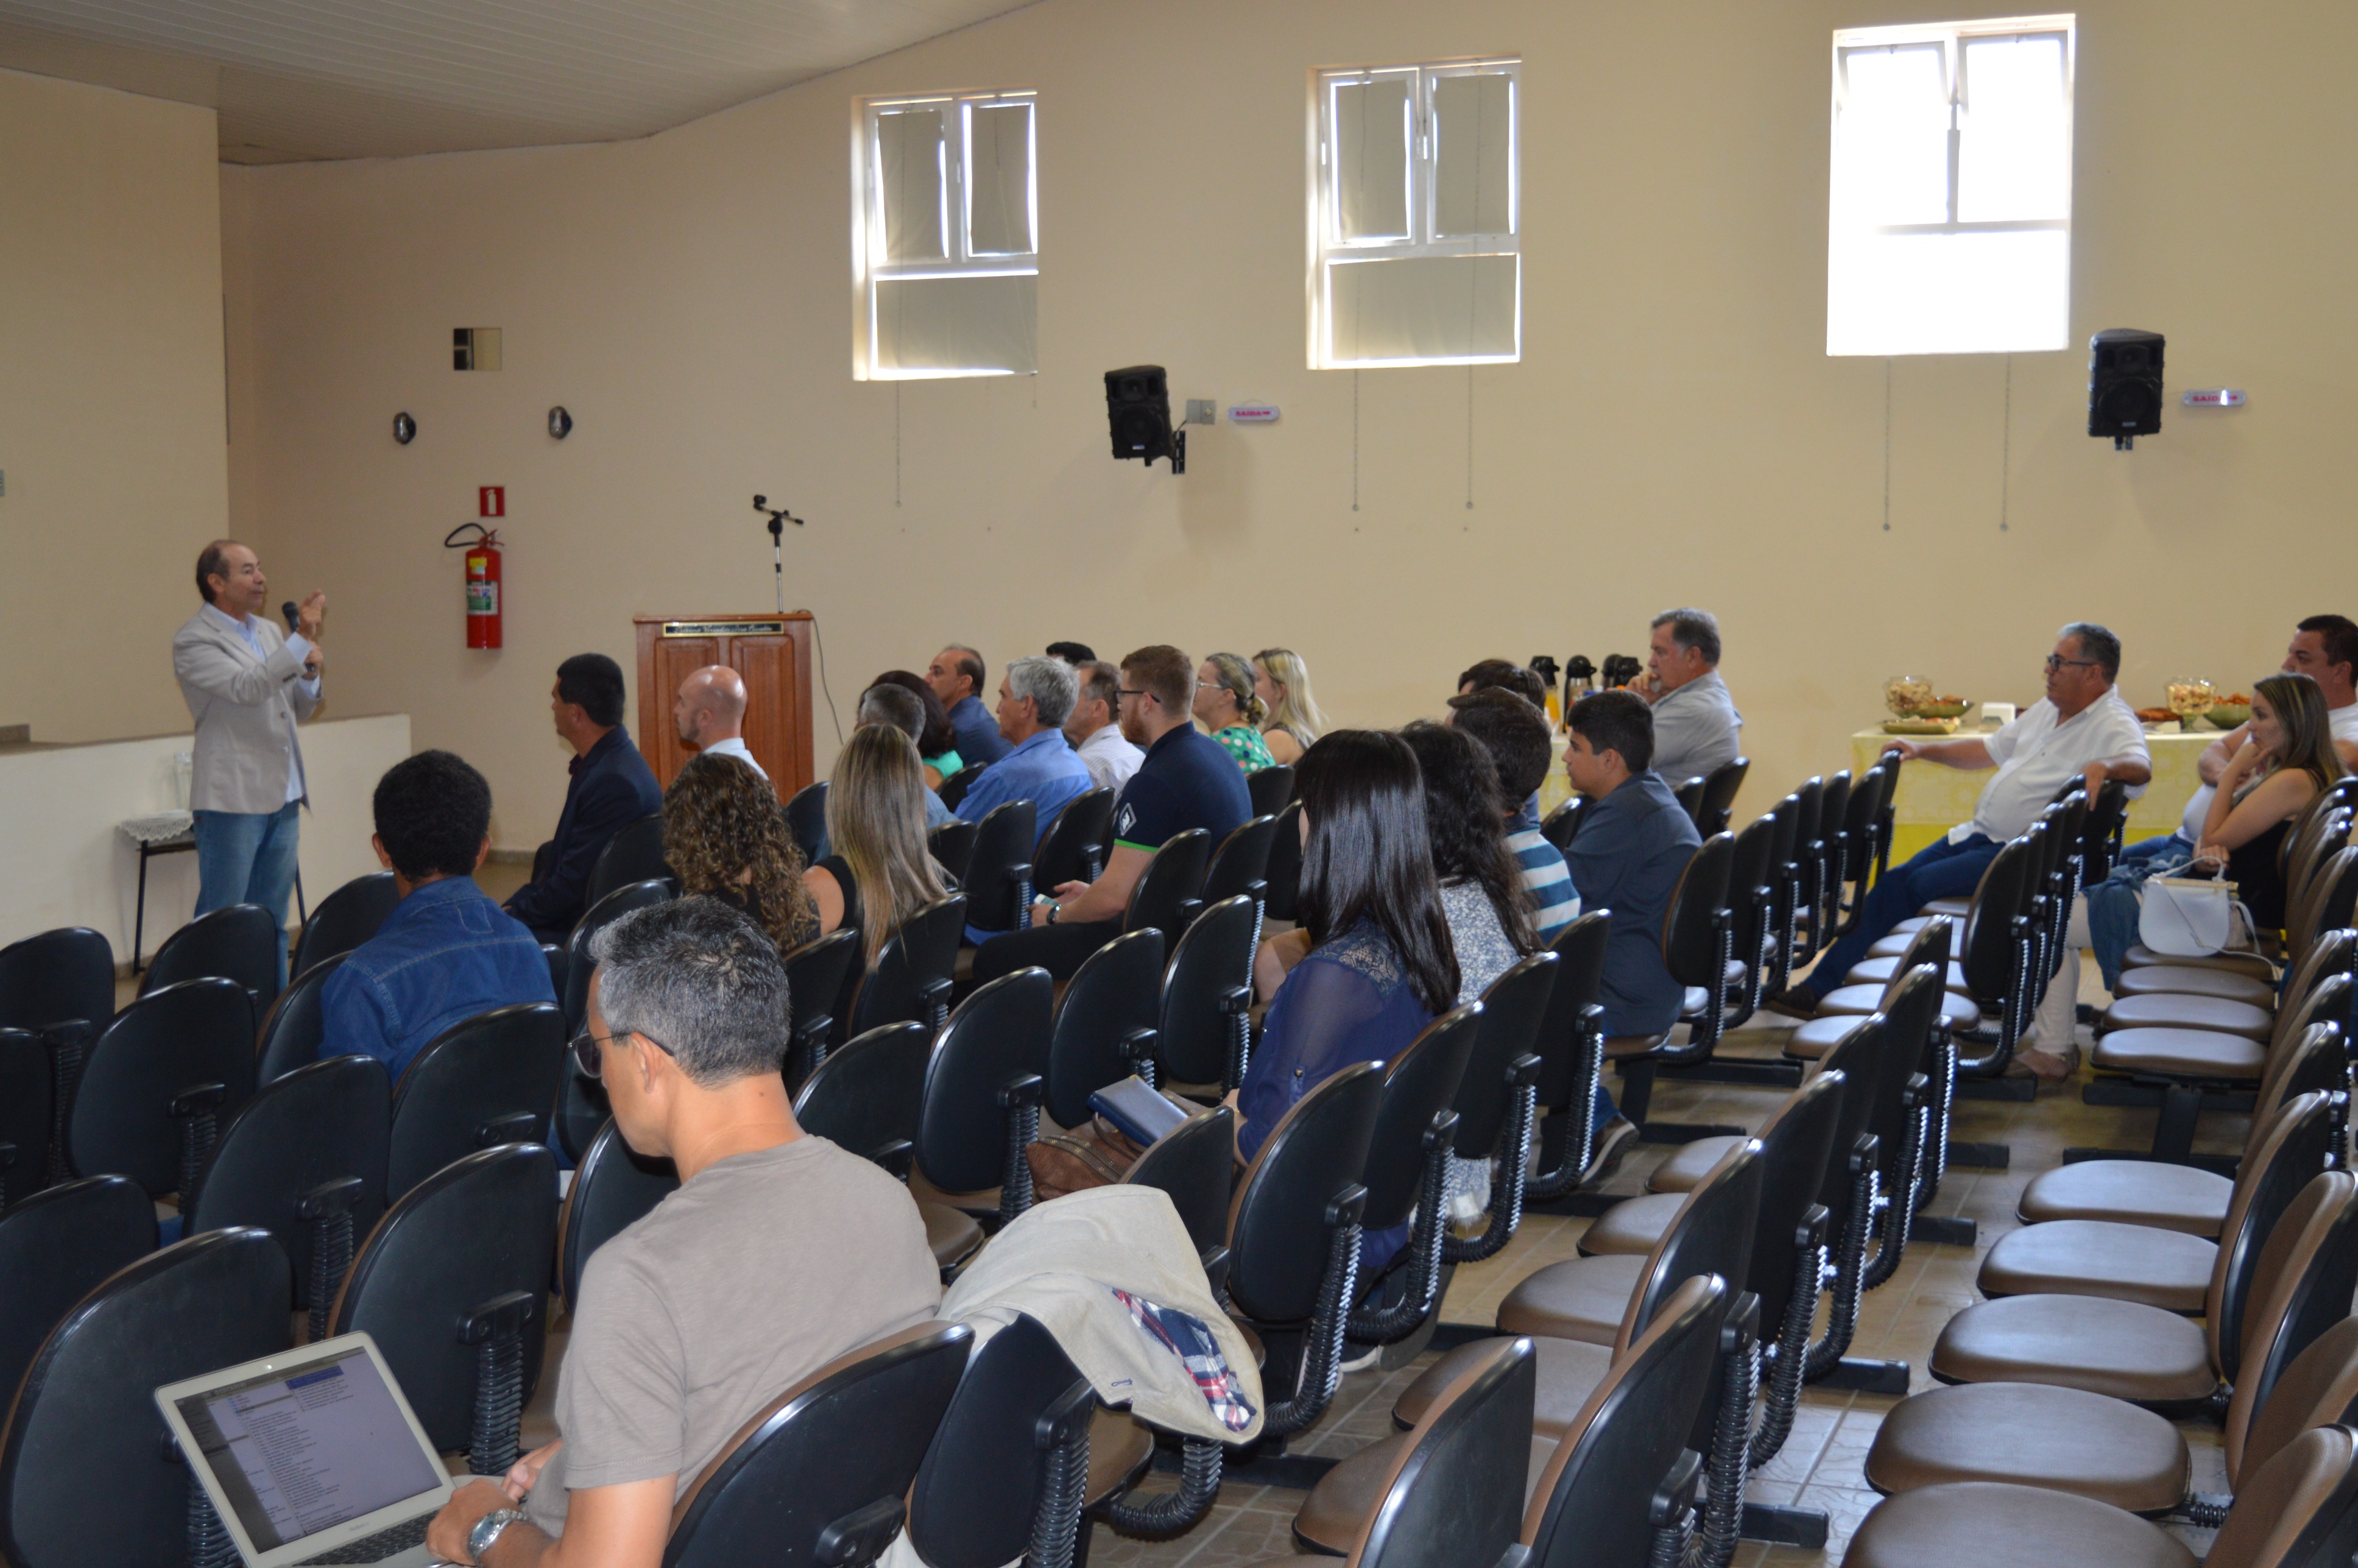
{"left": 0, "top": 66, "right": 227, "bottom": 741}
{"left": 223, "top": 0, "right": 2358, "bottom": 847}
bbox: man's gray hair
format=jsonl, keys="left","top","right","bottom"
{"left": 858, "top": 682, "right": 927, "bottom": 744}
{"left": 1651, "top": 607, "right": 1722, "bottom": 666}
{"left": 589, "top": 897, "right": 791, "bottom": 1086}
{"left": 2061, "top": 621, "right": 2122, "bottom": 682}
{"left": 1006, "top": 655, "right": 1078, "bottom": 729}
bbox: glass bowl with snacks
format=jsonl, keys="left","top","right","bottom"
{"left": 1884, "top": 677, "right": 1933, "bottom": 717}
{"left": 2166, "top": 680, "right": 2214, "bottom": 732}
{"left": 2207, "top": 694, "right": 2252, "bottom": 729}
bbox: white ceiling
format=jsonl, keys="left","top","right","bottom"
{"left": 0, "top": 0, "right": 1040, "bottom": 162}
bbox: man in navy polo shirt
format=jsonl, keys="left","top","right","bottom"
{"left": 969, "top": 643, "right": 1249, "bottom": 984}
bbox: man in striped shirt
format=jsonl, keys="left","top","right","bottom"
{"left": 1450, "top": 688, "right": 1580, "bottom": 939}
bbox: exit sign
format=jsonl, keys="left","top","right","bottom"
{"left": 479, "top": 486, "right": 505, "bottom": 517}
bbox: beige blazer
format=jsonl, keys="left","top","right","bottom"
{"left": 172, "top": 607, "right": 321, "bottom": 814}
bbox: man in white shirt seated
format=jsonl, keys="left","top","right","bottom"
{"left": 1065, "top": 659, "right": 1144, "bottom": 794}
{"left": 672, "top": 665, "right": 764, "bottom": 781}
{"left": 1635, "top": 607, "right": 1743, "bottom": 786}
{"left": 1775, "top": 623, "right": 2151, "bottom": 1079}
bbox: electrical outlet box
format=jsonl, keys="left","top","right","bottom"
{"left": 453, "top": 327, "right": 503, "bottom": 371}
{"left": 1184, "top": 399, "right": 1215, "bottom": 426}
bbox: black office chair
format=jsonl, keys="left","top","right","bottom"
{"left": 0, "top": 928, "right": 116, "bottom": 1191}
{"left": 328, "top": 1142, "right": 558, "bottom": 1475}
{"left": 385, "top": 1001, "right": 567, "bottom": 1199}
{"left": 1154, "top": 894, "right": 1259, "bottom": 1093}
{"left": 182, "top": 1054, "right": 390, "bottom": 1342}
{"left": 1442, "top": 950, "right": 1561, "bottom": 1264}
{"left": 67, "top": 976, "right": 255, "bottom": 1201}
{"left": 140, "top": 903, "right": 282, "bottom": 1015}
{"left": 1122, "top": 828, "right": 1211, "bottom": 939}
{"left": 0, "top": 1227, "right": 289, "bottom": 1568}
{"left": 1346, "top": 1005, "right": 1483, "bottom": 1347}
{"left": 937, "top": 763, "right": 986, "bottom": 812}
{"left": 1248, "top": 763, "right": 1297, "bottom": 817}
{"left": 1610, "top": 832, "right": 1737, "bottom": 1135}
{"left": 1696, "top": 757, "right": 1750, "bottom": 837}
{"left": 961, "top": 800, "right": 1039, "bottom": 939}
{"left": 1672, "top": 776, "right": 1708, "bottom": 826}
{"left": 562, "top": 877, "right": 676, "bottom": 1035}
{"left": 1263, "top": 800, "right": 1305, "bottom": 923}
{"left": 1043, "top": 928, "right": 1165, "bottom": 1129}
{"left": 845, "top": 895, "right": 967, "bottom": 1042}
{"left": 663, "top": 1323, "right": 972, "bottom": 1568}
{"left": 557, "top": 1117, "right": 677, "bottom": 1306}
{"left": 905, "top": 1315, "right": 1095, "bottom": 1568}
{"left": 1123, "top": 1105, "right": 1239, "bottom": 1279}
{"left": 785, "top": 782, "right": 830, "bottom": 866}
{"left": 1035, "top": 787, "right": 1114, "bottom": 888}
{"left": 780, "top": 928, "right": 862, "bottom": 1089}
{"left": 1200, "top": 815, "right": 1279, "bottom": 929}
{"left": 928, "top": 819, "right": 980, "bottom": 885}
{"left": 0, "top": 1174, "right": 154, "bottom": 1410}
{"left": 794, "top": 1022, "right": 929, "bottom": 1178}
{"left": 1527, "top": 911, "right": 1615, "bottom": 1199}
{"left": 917, "top": 969, "right": 1054, "bottom": 1227}
{"left": 586, "top": 813, "right": 671, "bottom": 906}
{"left": 0, "top": 1029, "right": 51, "bottom": 1206}
{"left": 252, "top": 950, "right": 345, "bottom": 1085}
{"left": 290, "top": 871, "right": 401, "bottom": 980}
{"left": 1541, "top": 796, "right": 1588, "bottom": 853}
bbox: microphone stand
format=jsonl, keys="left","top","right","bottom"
{"left": 751, "top": 495, "right": 804, "bottom": 615}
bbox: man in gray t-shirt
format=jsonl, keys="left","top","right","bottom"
{"left": 429, "top": 898, "right": 940, "bottom": 1567}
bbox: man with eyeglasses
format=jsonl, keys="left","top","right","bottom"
{"left": 1773, "top": 623, "right": 2149, "bottom": 1072}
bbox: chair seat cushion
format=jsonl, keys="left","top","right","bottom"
{"left": 1782, "top": 1015, "right": 1860, "bottom": 1061}
{"left": 2089, "top": 1028, "right": 2266, "bottom": 1081}
{"left": 1846, "top": 956, "right": 1971, "bottom": 993}
{"left": 1843, "top": 1482, "right": 2195, "bottom": 1568}
{"left": 1647, "top": 1135, "right": 1746, "bottom": 1195}
{"left": 1604, "top": 1031, "right": 1671, "bottom": 1060}
{"left": 922, "top": 1201, "right": 984, "bottom": 1270}
{"left": 2016, "top": 1161, "right": 2232, "bottom": 1239}
{"left": 1975, "top": 1220, "right": 2215, "bottom": 1313}
{"left": 1929, "top": 1294, "right": 2215, "bottom": 1404}
{"left": 1918, "top": 896, "right": 1975, "bottom": 918}
{"left": 1393, "top": 1335, "right": 1614, "bottom": 1439}
{"left": 1890, "top": 916, "right": 1936, "bottom": 935}
{"left": 1869, "top": 932, "right": 1923, "bottom": 958}
{"left": 1580, "top": 1191, "right": 1683, "bottom": 1256}
{"left": 2100, "top": 993, "right": 2273, "bottom": 1041}
{"left": 1084, "top": 1408, "right": 1156, "bottom": 1507}
{"left": 2124, "top": 943, "right": 2273, "bottom": 980}
{"left": 1293, "top": 1429, "right": 1558, "bottom": 1555}
{"left": 1497, "top": 1253, "right": 1645, "bottom": 1346}
{"left": 2114, "top": 966, "right": 2277, "bottom": 1006}
{"left": 1865, "top": 1382, "right": 2189, "bottom": 1513}
{"left": 1820, "top": 983, "right": 1982, "bottom": 1031}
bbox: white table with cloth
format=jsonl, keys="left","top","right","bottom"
{"left": 1849, "top": 724, "right": 2214, "bottom": 863}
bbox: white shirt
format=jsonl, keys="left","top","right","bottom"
{"left": 2176, "top": 702, "right": 2358, "bottom": 842}
{"left": 1648, "top": 669, "right": 1743, "bottom": 785}
{"left": 1953, "top": 689, "right": 2150, "bottom": 845}
{"left": 697, "top": 735, "right": 767, "bottom": 781}
{"left": 200, "top": 601, "right": 318, "bottom": 805}
{"left": 1070, "top": 722, "right": 1144, "bottom": 794}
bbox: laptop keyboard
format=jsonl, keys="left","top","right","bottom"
{"left": 294, "top": 1511, "right": 432, "bottom": 1564}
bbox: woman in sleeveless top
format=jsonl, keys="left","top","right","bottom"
{"left": 1253, "top": 648, "right": 1330, "bottom": 769}
{"left": 2192, "top": 672, "right": 2347, "bottom": 931}
{"left": 806, "top": 723, "right": 950, "bottom": 963}
{"left": 662, "top": 752, "right": 816, "bottom": 952}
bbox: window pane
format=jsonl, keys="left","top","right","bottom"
{"left": 967, "top": 101, "right": 1034, "bottom": 256}
{"left": 1835, "top": 44, "right": 1950, "bottom": 228}
{"left": 874, "top": 273, "right": 1038, "bottom": 375}
{"left": 1326, "top": 253, "right": 1517, "bottom": 364}
{"left": 1827, "top": 228, "right": 2069, "bottom": 355}
{"left": 1333, "top": 77, "right": 1411, "bottom": 242}
{"left": 1433, "top": 74, "right": 1513, "bottom": 238}
{"left": 1958, "top": 35, "right": 2069, "bottom": 222}
{"left": 877, "top": 108, "right": 946, "bottom": 263}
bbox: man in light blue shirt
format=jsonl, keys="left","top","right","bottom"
{"left": 956, "top": 657, "right": 1093, "bottom": 944}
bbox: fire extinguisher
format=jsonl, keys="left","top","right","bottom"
{"left": 443, "top": 522, "right": 503, "bottom": 648}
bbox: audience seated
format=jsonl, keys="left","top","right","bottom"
{"left": 1781, "top": 622, "right": 2151, "bottom": 1079}
{"left": 1447, "top": 688, "right": 1581, "bottom": 941}
{"left": 671, "top": 665, "right": 764, "bottom": 781}
{"left": 1064, "top": 659, "right": 1145, "bottom": 794}
{"left": 428, "top": 897, "right": 939, "bottom": 1563}
{"left": 952, "top": 656, "right": 1094, "bottom": 842}
{"left": 1636, "top": 607, "right": 1743, "bottom": 785}
{"left": 1252, "top": 647, "right": 1329, "bottom": 768}
{"left": 662, "top": 752, "right": 817, "bottom": 953}
{"left": 1456, "top": 658, "right": 1547, "bottom": 708}
{"left": 973, "top": 645, "right": 1250, "bottom": 984}
{"left": 1195, "top": 651, "right": 1278, "bottom": 774}
{"left": 1398, "top": 721, "right": 1540, "bottom": 1003}
{"left": 927, "top": 644, "right": 1009, "bottom": 766}
{"left": 1562, "top": 690, "right": 1701, "bottom": 1053}
{"left": 1045, "top": 640, "right": 1095, "bottom": 664}
{"left": 868, "top": 668, "right": 965, "bottom": 788}
{"left": 806, "top": 725, "right": 951, "bottom": 960}
{"left": 503, "top": 652, "right": 665, "bottom": 944}
{"left": 323, "top": 750, "right": 555, "bottom": 1081}
{"left": 852, "top": 683, "right": 955, "bottom": 836}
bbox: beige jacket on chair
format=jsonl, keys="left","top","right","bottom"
{"left": 172, "top": 607, "right": 320, "bottom": 814}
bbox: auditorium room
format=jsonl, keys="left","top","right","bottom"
{"left": 3, "top": 0, "right": 2356, "bottom": 1564}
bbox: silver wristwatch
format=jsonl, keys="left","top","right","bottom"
{"left": 468, "top": 1506, "right": 527, "bottom": 1563}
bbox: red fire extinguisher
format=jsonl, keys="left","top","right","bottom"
{"left": 444, "top": 521, "right": 503, "bottom": 648}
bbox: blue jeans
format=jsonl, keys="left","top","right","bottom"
{"left": 194, "top": 802, "right": 300, "bottom": 988}
{"left": 2085, "top": 835, "right": 2194, "bottom": 990}
{"left": 1806, "top": 833, "right": 2003, "bottom": 991}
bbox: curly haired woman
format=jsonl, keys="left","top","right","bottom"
{"left": 661, "top": 752, "right": 817, "bottom": 952}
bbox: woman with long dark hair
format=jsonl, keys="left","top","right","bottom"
{"left": 867, "top": 669, "right": 963, "bottom": 788}
{"left": 1397, "top": 721, "right": 1540, "bottom": 1003}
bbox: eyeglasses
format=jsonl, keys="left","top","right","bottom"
{"left": 573, "top": 1027, "right": 672, "bottom": 1080}
{"left": 1117, "top": 688, "right": 1150, "bottom": 701}
{"left": 2044, "top": 655, "right": 2101, "bottom": 673}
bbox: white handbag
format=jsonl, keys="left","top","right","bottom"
{"left": 2138, "top": 874, "right": 2251, "bottom": 958}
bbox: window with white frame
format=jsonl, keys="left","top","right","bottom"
{"left": 1827, "top": 17, "right": 2075, "bottom": 356}
{"left": 1311, "top": 58, "right": 1520, "bottom": 369}
{"left": 854, "top": 90, "right": 1037, "bottom": 379}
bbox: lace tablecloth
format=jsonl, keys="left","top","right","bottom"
{"left": 118, "top": 811, "right": 196, "bottom": 847}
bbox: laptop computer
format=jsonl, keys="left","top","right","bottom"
{"left": 155, "top": 1333, "right": 462, "bottom": 1567}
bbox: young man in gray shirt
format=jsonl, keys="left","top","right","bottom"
{"left": 428, "top": 897, "right": 940, "bottom": 1567}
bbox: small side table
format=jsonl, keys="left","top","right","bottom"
{"left": 118, "top": 813, "right": 196, "bottom": 973}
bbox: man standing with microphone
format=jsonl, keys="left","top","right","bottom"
{"left": 174, "top": 540, "right": 325, "bottom": 985}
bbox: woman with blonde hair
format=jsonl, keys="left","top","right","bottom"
{"left": 1253, "top": 647, "right": 1329, "bottom": 768}
{"left": 1195, "top": 651, "right": 1276, "bottom": 774}
{"left": 807, "top": 723, "right": 951, "bottom": 961}
{"left": 662, "top": 752, "right": 817, "bottom": 953}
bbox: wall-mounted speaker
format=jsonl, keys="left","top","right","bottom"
{"left": 2088, "top": 328, "right": 2164, "bottom": 449}
{"left": 1104, "top": 366, "right": 1176, "bottom": 468}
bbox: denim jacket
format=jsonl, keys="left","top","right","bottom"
{"left": 322, "top": 875, "right": 557, "bottom": 1082}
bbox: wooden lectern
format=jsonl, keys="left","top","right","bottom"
{"left": 632, "top": 613, "right": 815, "bottom": 793}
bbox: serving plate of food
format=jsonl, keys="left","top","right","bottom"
{"left": 1882, "top": 716, "right": 1961, "bottom": 735}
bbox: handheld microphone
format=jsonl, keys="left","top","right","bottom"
{"left": 281, "top": 601, "right": 300, "bottom": 634}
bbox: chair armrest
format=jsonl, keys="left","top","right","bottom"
{"left": 458, "top": 1288, "right": 537, "bottom": 1346}
{"left": 1421, "top": 1109, "right": 1463, "bottom": 1153}
{"left": 1795, "top": 1202, "right": 1830, "bottom": 1254}
{"left": 1325, "top": 1182, "right": 1367, "bottom": 1230}
{"left": 1199, "top": 1245, "right": 1231, "bottom": 1296}
{"left": 475, "top": 1111, "right": 539, "bottom": 1148}
{"left": 169, "top": 1082, "right": 227, "bottom": 1119}
{"left": 295, "top": 1174, "right": 365, "bottom": 1221}
{"left": 869, "top": 1139, "right": 916, "bottom": 1181}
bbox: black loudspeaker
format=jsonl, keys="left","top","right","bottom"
{"left": 2088, "top": 328, "right": 2164, "bottom": 449}
{"left": 1104, "top": 366, "right": 1179, "bottom": 470}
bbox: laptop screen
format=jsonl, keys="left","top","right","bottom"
{"left": 172, "top": 1346, "right": 445, "bottom": 1552}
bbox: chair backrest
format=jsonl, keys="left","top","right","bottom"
{"left": 0, "top": 1227, "right": 288, "bottom": 1568}
{"left": 1156, "top": 894, "right": 1258, "bottom": 1086}
{"left": 1767, "top": 794, "right": 1801, "bottom": 894}
{"left": 2212, "top": 1132, "right": 2354, "bottom": 1390}
{"left": 1453, "top": 953, "right": 1559, "bottom": 1157}
{"left": 587, "top": 813, "right": 672, "bottom": 907}
{"left": 1540, "top": 797, "right": 1587, "bottom": 853}
{"left": 1815, "top": 770, "right": 1852, "bottom": 869}
{"left": 927, "top": 819, "right": 979, "bottom": 885}
{"left": 2240, "top": 1319, "right": 2358, "bottom": 1491}
{"left": 1617, "top": 1140, "right": 1762, "bottom": 1354}
{"left": 1791, "top": 777, "right": 1824, "bottom": 874}
{"left": 938, "top": 763, "right": 986, "bottom": 811}
{"left": 559, "top": 1117, "right": 678, "bottom": 1305}
{"left": 1671, "top": 776, "right": 1707, "bottom": 825}
{"left": 1956, "top": 838, "right": 2036, "bottom": 1002}
{"left": 1045, "top": 927, "right": 1165, "bottom": 1129}
{"left": 1263, "top": 800, "right": 1306, "bottom": 923}
{"left": 1226, "top": 1061, "right": 1383, "bottom": 1326}
{"left": 784, "top": 782, "right": 830, "bottom": 867}
{"left": 2206, "top": 1425, "right": 2358, "bottom": 1568}
{"left": 2081, "top": 776, "right": 2130, "bottom": 884}
{"left": 1360, "top": 1005, "right": 1483, "bottom": 1231}
{"left": 185, "top": 1054, "right": 391, "bottom": 1309}
{"left": 0, "top": 927, "right": 113, "bottom": 1038}
{"left": 1808, "top": 1016, "right": 1887, "bottom": 1233}
{"left": 1879, "top": 916, "right": 1955, "bottom": 999}
{"left": 846, "top": 894, "right": 968, "bottom": 1039}
{"left": 1732, "top": 1070, "right": 1846, "bottom": 1324}
{"left": 1248, "top": 763, "right": 1297, "bottom": 817}
{"left": 1123, "top": 1105, "right": 1238, "bottom": 1263}
{"left": 2223, "top": 1174, "right": 2358, "bottom": 1494}
{"left": 962, "top": 799, "right": 1040, "bottom": 936}
{"left": 563, "top": 878, "right": 677, "bottom": 1033}
{"left": 386, "top": 1001, "right": 567, "bottom": 1199}
{"left": 254, "top": 948, "right": 346, "bottom": 1084}
{"left": 291, "top": 871, "right": 401, "bottom": 980}
{"left": 2268, "top": 969, "right": 2353, "bottom": 1061}
{"left": 793, "top": 1022, "right": 931, "bottom": 1171}
{"left": 2288, "top": 849, "right": 2358, "bottom": 961}
{"left": 665, "top": 1322, "right": 972, "bottom": 1568}
{"left": 905, "top": 1314, "right": 1090, "bottom": 1568}
{"left": 1034, "top": 787, "right": 1114, "bottom": 889}
{"left": 329, "top": 1142, "right": 559, "bottom": 1453}
{"left": 67, "top": 977, "right": 256, "bottom": 1196}
{"left": 1724, "top": 814, "right": 1778, "bottom": 981}
{"left": 1348, "top": 1336, "right": 1535, "bottom": 1568}
{"left": 1864, "top": 967, "right": 1945, "bottom": 1191}
{"left": 1202, "top": 814, "right": 1280, "bottom": 910}
{"left": 779, "top": 928, "right": 863, "bottom": 1087}
{"left": 2247, "top": 1023, "right": 2348, "bottom": 1164}
{"left": 1659, "top": 832, "right": 1734, "bottom": 990}
{"left": 1123, "top": 828, "right": 1212, "bottom": 938}
{"left": 2282, "top": 802, "right": 2353, "bottom": 912}
{"left": 0, "top": 1028, "right": 52, "bottom": 1199}
{"left": 0, "top": 1174, "right": 154, "bottom": 1413}
{"left": 1841, "top": 766, "right": 1885, "bottom": 877}
{"left": 1524, "top": 1274, "right": 1731, "bottom": 1568}
{"left": 1698, "top": 758, "right": 1750, "bottom": 837}
{"left": 1534, "top": 912, "right": 1611, "bottom": 1114}
{"left": 139, "top": 903, "right": 281, "bottom": 1013}
{"left": 917, "top": 969, "right": 1053, "bottom": 1194}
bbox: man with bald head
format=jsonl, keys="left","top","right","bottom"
{"left": 673, "top": 665, "right": 764, "bottom": 782}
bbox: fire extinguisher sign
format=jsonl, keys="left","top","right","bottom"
{"left": 479, "top": 486, "right": 505, "bottom": 517}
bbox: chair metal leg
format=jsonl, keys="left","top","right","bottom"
{"left": 170, "top": 1082, "right": 227, "bottom": 1210}
{"left": 1104, "top": 1435, "right": 1224, "bottom": 1539}
{"left": 1258, "top": 1189, "right": 1366, "bottom": 1439}
{"left": 134, "top": 845, "right": 153, "bottom": 974}
{"left": 1649, "top": 1450, "right": 1703, "bottom": 1568}
{"left": 1750, "top": 1219, "right": 1827, "bottom": 1469}
{"left": 296, "top": 1176, "right": 365, "bottom": 1343}
{"left": 43, "top": 1020, "right": 89, "bottom": 1186}
{"left": 1350, "top": 1113, "right": 1455, "bottom": 1344}
{"left": 1026, "top": 1380, "right": 1096, "bottom": 1568}
{"left": 188, "top": 1473, "right": 239, "bottom": 1568}
{"left": 1695, "top": 1295, "right": 1761, "bottom": 1568}
{"left": 461, "top": 1290, "right": 537, "bottom": 1478}
{"left": 1445, "top": 1064, "right": 1537, "bottom": 1265}
{"left": 998, "top": 1073, "right": 1045, "bottom": 1226}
